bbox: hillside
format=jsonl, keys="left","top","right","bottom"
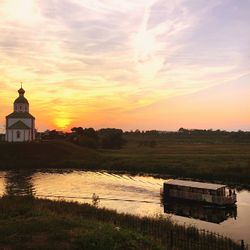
{"left": 0, "top": 141, "right": 99, "bottom": 169}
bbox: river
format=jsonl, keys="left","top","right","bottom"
{"left": 0, "top": 169, "right": 249, "bottom": 244}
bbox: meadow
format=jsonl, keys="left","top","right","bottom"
{"left": 100, "top": 133, "right": 250, "bottom": 186}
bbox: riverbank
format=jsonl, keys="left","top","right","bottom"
{"left": 0, "top": 138, "right": 250, "bottom": 185}
{"left": 0, "top": 196, "right": 242, "bottom": 250}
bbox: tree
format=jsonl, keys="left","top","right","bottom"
{"left": 70, "top": 127, "right": 99, "bottom": 149}
{"left": 82, "top": 128, "right": 98, "bottom": 140}
{"left": 71, "top": 127, "right": 84, "bottom": 135}
{"left": 99, "top": 128, "right": 126, "bottom": 149}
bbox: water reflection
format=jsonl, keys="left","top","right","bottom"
{"left": 5, "top": 170, "right": 34, "bottom": 196}
{"left": 162, "top": 198, "right": 237, "bottom": 224}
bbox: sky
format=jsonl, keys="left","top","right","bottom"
{"left": 0, "top": 0, "right": 249, "bottom": 132}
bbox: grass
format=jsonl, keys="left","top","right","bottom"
{"left": 0, "top": 196, "right": 242, "bottom": 250}
{"left": 0, "top": 196, "right": 163, "bottom": 250}
{"left": 0, "top": 133, "right": 250, "bottom": 185}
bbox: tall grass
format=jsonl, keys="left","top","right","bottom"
{"left": 0, "top": 196, "right": 245, "bottom": 250}
{"left": 0, "top": 196, "right": 162, "bottom": 250}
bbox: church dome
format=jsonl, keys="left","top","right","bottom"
{"left": 18, "top": 87, "right": 25, "bottom": 95}
{"left": 14, "top": 87, "right": 29, "bottom": 104}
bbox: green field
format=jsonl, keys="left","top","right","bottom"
{"left": 0, "top": 133, "right": 250, "bottom": 185}
{"left": 100, "top": 134, "right": 250, "bottom": 185}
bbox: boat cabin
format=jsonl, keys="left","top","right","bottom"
{"left": 163, "top": 179, "right": 236, "bottom": 206}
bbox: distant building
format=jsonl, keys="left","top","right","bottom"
{"left": 5, "top": 86, "right": 35, "bottom": 142}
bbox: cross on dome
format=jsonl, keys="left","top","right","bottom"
{"left": 18, "top": 82, "right": 25, "bottom": 95}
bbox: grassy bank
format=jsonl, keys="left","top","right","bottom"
{"left": 0, "top": 196, "right": 242, "bottom": 250}
{"left": 0, "top": 135, "right": 250, "bottom": 185}
{"left": 0, "top": 196, "right": 161, "bottom": 250}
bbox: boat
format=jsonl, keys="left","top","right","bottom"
{"left": 163, "top": 179, "right": 236, "bottom": 206}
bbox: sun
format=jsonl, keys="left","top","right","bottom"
{"left": 54, "top": 118, "right": 72, "bottom": 131}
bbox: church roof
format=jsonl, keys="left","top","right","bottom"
{"left": 6, "top": 112, "right": 35, "bottom": 119}
{"left": 14, "top": 96, "right": 29, "bottom": 104}
{"left": 8, "top": 120, "right": 31, "bottom": 129}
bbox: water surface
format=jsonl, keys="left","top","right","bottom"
{"left": 0, "top": 169, "right": 249, "bottom": 244}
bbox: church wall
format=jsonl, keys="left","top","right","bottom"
{"left": 8, "top": 118, "right": 33, "bottom": 128}
{"left": 6, "top": 131, "right": 10, "bottom": 142}
{"left": 6, "top": 129, "right": 31, "bottom": 142}
{"left": 14, "top": 103, "right": 29, "bottom": 112}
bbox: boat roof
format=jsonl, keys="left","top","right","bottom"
{"left": 165, "top": 179, "right": 226, "bottom": 190}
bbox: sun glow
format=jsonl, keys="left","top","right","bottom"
{"left": 2, "top": 0, "right": 40, "bottom": 24}
{"left": 54, "top": 117, "right": 72, "bottom": 131}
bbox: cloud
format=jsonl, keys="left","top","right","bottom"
{"left": 0, "top": 0, "right": 249, "bottom": 130}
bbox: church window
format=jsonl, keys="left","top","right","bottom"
{"left": 16, "top": 131, "right": 20, "bottom": 139}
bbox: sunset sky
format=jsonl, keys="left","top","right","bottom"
{"left": 0, "top": 0, "right": 249, "bottom": 132}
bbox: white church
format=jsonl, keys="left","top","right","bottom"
{"left": 5, "top": 86, "right": 36, "bottom": 142}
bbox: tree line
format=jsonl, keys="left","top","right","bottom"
{"left": 41, "top": 127, "right": 126, "bottom": 149}
{"left": 39, "top": 127, "right": 250, "bottom": 148}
